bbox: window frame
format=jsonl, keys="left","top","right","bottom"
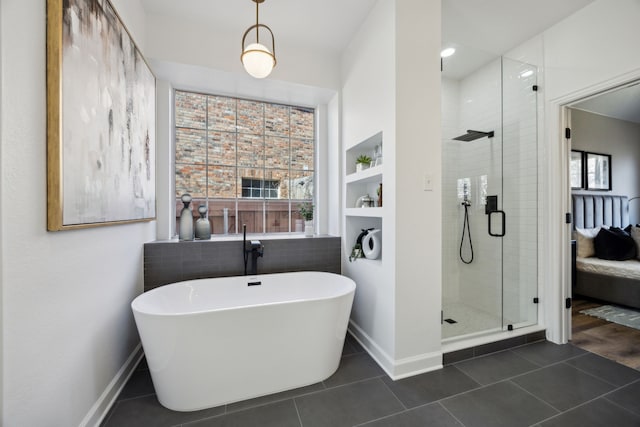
{"left": 173, "top": 89, "right": 317, "bottom": 235}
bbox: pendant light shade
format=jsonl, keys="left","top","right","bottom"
{"left": 241, "top": 0, "right": 276, "bottom": 79}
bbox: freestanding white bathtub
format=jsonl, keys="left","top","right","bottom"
{"left": 131, "top": 271, "right": 356, "bottom": 411}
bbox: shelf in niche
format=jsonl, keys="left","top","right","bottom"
{"left": 345, "top": 165, "right": 383, "bottom": 184}
{"left": 345, "top": 207, "right": 383, "bottom": 217}
{"left": 348, "top": 257, "right": 382, "bottom": 265}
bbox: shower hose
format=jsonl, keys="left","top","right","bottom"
{"left": 459, "top": 202, "right": 474, "bottom": 264}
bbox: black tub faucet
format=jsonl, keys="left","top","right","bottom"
{"left": 243, "top": 225, "right": 264, "bottom": 275}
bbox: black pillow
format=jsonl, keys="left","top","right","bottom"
{"left": 594, "top": 227, "right": 637, "bottom": 260}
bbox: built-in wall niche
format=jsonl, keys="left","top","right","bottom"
{"left": 344, "top": 131, "right": 384, "bottom": 262}
{"left": 345, "top": 131, "right": 384, "bottom": 213}
{"left": 345, "top": 173, "right": 383, "bottom": 212}
{"left": 345, "top": 131, "right": 383, "bottom": 175}
{"left": 345, "top": 216, "right": 382, "bottom": 262}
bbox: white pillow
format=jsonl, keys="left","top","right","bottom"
{"left": 575, "top": 227, "right": 600, "bottom": 258}
{"left": 630, "top": 226, "right": 640, "bottom": 260}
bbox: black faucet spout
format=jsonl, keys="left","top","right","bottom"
{"left": 243, "top": 224, "right": 264, "bottom": 276}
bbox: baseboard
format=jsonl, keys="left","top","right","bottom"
{"left": 348, "top": 321, "right": 442, "bottom": 380}
{"left": 79, "top": 344, "right": 144, "bottom": 427}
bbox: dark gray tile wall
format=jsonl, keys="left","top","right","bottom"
{"left": 144, "top": 236, "right": 341, "bottom": 291}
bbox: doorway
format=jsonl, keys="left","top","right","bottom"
{"left": 564, "top": 79, "right": 640, "bottom": 368}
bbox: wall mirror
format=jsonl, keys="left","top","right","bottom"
{"left": 585, "top": 152, "right": 611, "bottom": 191}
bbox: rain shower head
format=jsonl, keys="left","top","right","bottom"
{"left": 453, "top": 130, "right": 495, "bottom": 142}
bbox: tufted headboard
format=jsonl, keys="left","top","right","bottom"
{"left": 572, "top": 194, "right": 629, "bottom": 229}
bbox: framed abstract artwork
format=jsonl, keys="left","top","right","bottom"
{"left": 47, "top": 0, "right": 156, "bottom": 231}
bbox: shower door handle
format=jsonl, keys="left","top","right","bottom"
{"left": 488, "top": 210, "right": 506, "bottom": 237}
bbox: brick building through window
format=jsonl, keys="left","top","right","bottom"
{"left": 175, "top": 90, "right": 315, "bottom": 234}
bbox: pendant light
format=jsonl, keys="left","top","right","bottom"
{"left": 241, "top": 0, "right": 276, "bottom": 79}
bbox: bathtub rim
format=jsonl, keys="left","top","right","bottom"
{"left": 132, "top": 271, "right": 356, "bottom": 317}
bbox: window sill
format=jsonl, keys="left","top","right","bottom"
{"left": 152, "top": 233, "right": 339, "bottom": 244}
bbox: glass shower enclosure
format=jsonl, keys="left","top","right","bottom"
{"left": 441, "top": 50, "right": 539, "bottom": 342}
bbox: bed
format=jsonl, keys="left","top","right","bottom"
{"left": 572, "top": 194, "right": 640, "bottom": 310}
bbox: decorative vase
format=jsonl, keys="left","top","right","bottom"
{"left": 195, "top": 205, "right": 211, "bottom": 240}
{"left": 362, "top": 229, "right": 381, "bottom": 259}
{"left": 304, "top": 220, "right": 314, "bottom": 237}
{"left": 178, "top": 193, "right": 194, "bottom": 241}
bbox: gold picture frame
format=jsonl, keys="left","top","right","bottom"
{"left": 47, "top": 0, "right": 156, "bottom": 231}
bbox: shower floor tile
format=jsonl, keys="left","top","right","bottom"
{"left": 442, "top": 302, "right": 503, "bottom": 339}
{"left": 101, "top": 340, "right": 640, "bottom": 427}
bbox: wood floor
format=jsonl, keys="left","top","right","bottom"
{"left": 571, "top": 298, "right": 640, "bottom": 370}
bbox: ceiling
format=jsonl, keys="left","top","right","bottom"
{"left": 140, "top": 1, "right": 596, "bottom": 59}
{"left": 140, "top": 0, "right": 640, "bottom": 123}
{"left": 441, "top": 0, "right": 596, "bottom": 79}
{"left": 139, "top": 0, "right": 377, "bottom": 53}
{"left": 572, "top": 82, "right": 640, "bottom": 125}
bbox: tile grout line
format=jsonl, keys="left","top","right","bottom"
{"left": 437, "top": 400, "right": 468, "bottom": 427}
{"left": 565, "top": 357, "right": 640, "bottom": 388}
{"left": 508, "top": 379, "right": 563, "bottom": 418}
{"left": 112, "top": 392, "right": 157, "bottom": 403}
{"left": 321, "top": 373, "right": 387, "bottom": 392}
{"left": 378, "top": 376, "right": 409, "bottom": 411}
{"left": 531, "top": 387, "right": 639, "bottom": 427}
{"left": 432, "top": 365, "right": 484, "bottom": 402}
{"left": 292, "top": 398, "right": 304, "bottom": 427}
{"left": 100, "top": 400, "right": 118, "bottom": 427}
{"left": 225, "top": 385, "right": 326, "bottom": 414}
{"left": 454, "top": 351, "right": 608, "bottom": 391}
{"left": 349, "top": 407, "right": 408, "bottom": 427}
{"left": 596, "top": 376, "right": 640, "bottom": 401}
{"left": 602, "top": 394, "right": 640, "bottom": 420}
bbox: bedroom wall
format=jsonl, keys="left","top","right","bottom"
{"left": 571, "top": 109, "right": 640, "bottom": 224}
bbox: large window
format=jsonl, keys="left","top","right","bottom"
{"left": 175, "top": 90, "right": 315, "bottom": 234}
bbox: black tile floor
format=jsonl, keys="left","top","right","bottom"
{"left": 101, "top": 336, "right": 640, "bottom": 427}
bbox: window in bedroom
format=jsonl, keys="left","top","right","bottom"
{"left": 175, "top": 90, "right": 315, "bottom": 235}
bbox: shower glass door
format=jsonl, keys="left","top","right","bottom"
{"left": 501, "top": 58, "right": 538, "bottom": 331}
{"left": 441, "top": 52, "right": 538, "bottom": 341}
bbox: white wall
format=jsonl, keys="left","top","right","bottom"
{"left": 571, "top": 109, "right": 640, "bottom": 223}
{"left": 543, "top": 0, "right": 640, "bottom": 102}
{"left": 507, "top": 0, "right": 640, "bottom": 343}
{"left": 342, "top": 0, "right": 397, "bottom": 369}
{"left": 543, "top": 0, "right": 640, "bottom": 343}
{"left": 342, "top": 0, "right": 442, "bottom": 377}
{"left": 394, "top": 0, "right": 442, "bottom": 364}
{"left": 0, "top": 0, "right": 155, "bottom": 425}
